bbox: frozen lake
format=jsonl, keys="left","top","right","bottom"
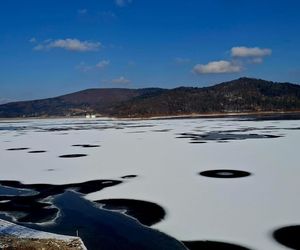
{"left": 0, "top": 116, "right": 299, "bottom": 249}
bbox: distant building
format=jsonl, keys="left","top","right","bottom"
{"left": 85, "top": 114, "right": 97, "bottom": 119}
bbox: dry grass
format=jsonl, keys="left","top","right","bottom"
{"left": 0, "top": 236, "right": 85, "bottom": 250}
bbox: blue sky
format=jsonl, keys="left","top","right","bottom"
{"left": 1, "top": 0, "right": 300, "bottom": 102}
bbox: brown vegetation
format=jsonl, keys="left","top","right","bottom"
{"left": 0, "top": 236, "right": 84, "bottom": 250}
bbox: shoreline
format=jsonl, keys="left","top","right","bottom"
{"left": 143, "top": 110, "right": 300, "bottom": 120}
{"left": 1, "top": 110, "right": 300, "bottom": 122}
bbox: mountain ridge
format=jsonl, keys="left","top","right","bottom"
{"left": 1, "top": 77, "right": 300, "bottom": 118}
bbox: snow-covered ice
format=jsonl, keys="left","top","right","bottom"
{"left": 0, "top": 117, "right": 299, "bottom": 249}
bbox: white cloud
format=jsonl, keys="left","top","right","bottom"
{"left": 34, "top": 38, "right": 102, "bottom": 52}
{"left": 192, "top": 46, "right": 272, "bottom": 75}
{"left": 29, "top": 37, "right": 37, "bottom": 43}
{"left": 231, "top": 46, "right": 272, "bottom": 58}
{"left": 174, "top": 57, "right": 191, "bottom": 64}
{"left": 96, "top": 60, "right": 110, "bottom": 69}
{"left": 77, "top": 60, "right": 110, "bottom": 72}
{"left": 193, "top": 60, "right": 242, "bottom": 74}
{"left": 112, "top": 76, "right": 131, "bottom": 84}
{"left": 33, "top": 44, "right": 45, "bottom": 51}
{"left": 115, "top": 0, "right": 132, "bottom": 7}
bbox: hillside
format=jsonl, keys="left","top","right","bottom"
{"left": 110, "top": 78, "right": 300, "bottom": 117}
{"left": 1, "top": 78, "right": 300, "bottom": 118}
{"left": 0, "top": 88, "right": 165, "bottom": 118}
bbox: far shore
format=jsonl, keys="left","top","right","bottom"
{"left": 1, "top": 110, "right": 300, "bottom": 122}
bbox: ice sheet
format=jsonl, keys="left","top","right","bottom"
{"left": 0, "top": 117, "right": 299, "bottom": 249}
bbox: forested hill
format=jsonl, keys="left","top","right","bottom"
{"left": 1, "top": 78, "right": 300, "bottom": 118}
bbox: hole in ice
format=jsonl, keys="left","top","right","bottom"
{"left": 121, "top": 175, "right": 138, "bottom": 179}
{"left": 6, "top": 148, "right": 29, "bottom": 151}
{"left": 182, "top": 241, "right": 251, "bottom": 250}
{"left": 59, "top": 154, "right": 87, "bottom": 158}
{"left": 28, "top": 150, "right": 47, "bottom": 153}
{"left": 72, "top": 144, "right": 100, "bottom": 148}
{"left": 96, "top": 198, "right": 166, "bottom": 226}
{"left": 199, "top": 170, "right": 251, "bottom": 178}
{"left": 273, "top": 225, "right": 300, "bottom": 249}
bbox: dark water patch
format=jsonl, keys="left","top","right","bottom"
{"left": 28, "top": 150, "right": 47, "bottom": 153}
{"left": 40, "top": 125, "right": 123, "bottom": 132}
{"left": 96, "top": 199, "right": 165, "bottom": 226}
{"left": 27, "top": 191, "right": 185, "bottom": 250}
{"left": 0, "top": 186, "right": 36, "bottom": 197}
{"left": 72, "top": 144, "right": 100, "bottom": 148}
{"left": 284, "top": 127, "right": 300, "bottom": 130}
{"left": 0, "top": 126, "right": 28, "bottom": 131}
{"left": 127, "top": 131, "right": 147, "bottom": 134}
{"left": 44, "top": 127, "right": 78, "bottom": 132}
{"left": 0, "top": 195, "right": 59, "bottom": 223}
{"left": 182, "top": 241, "right": 251, "bottom": 250}
{"left": 259, "top": 134, "right": 281, "bottom": 138}
{"left": 59, "top": 154, "right": 87, "bottom": 158}
{"left": 0, "top": 179, "right": 123, "bottom": 196}
{"left": 18, "top": 206, "right": 58, "bottom": 223}
{"left": 189, "top": 141, "right": 207, "bottom": 144}
{"left": 121, "top": 175, "right": 138, "bottom": 179}
{"left": 199, "top": 170, "right": 251, "bottom": 178}
{"left": 126, "top": 125, "right": 155, "bottom": 128}
{"left": 240, "top": 113, "right": 300, "bottom": 121}
{"left": 177, "top": 132, "right": 281, "bottom": 143}
{"left": 6, "top": 147, "right": 29, "bottom": 151}
{"left": 273, "top": 225, "right": 300, "bottom": 249}
{"left": 152, "top": 129, "right": 172, "bottom": 132}
{"left": 45, "top": 169, "right": 55, "bottom": 172}
{"left": 0, "top": 179, "right": 122, "bottom": 223}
